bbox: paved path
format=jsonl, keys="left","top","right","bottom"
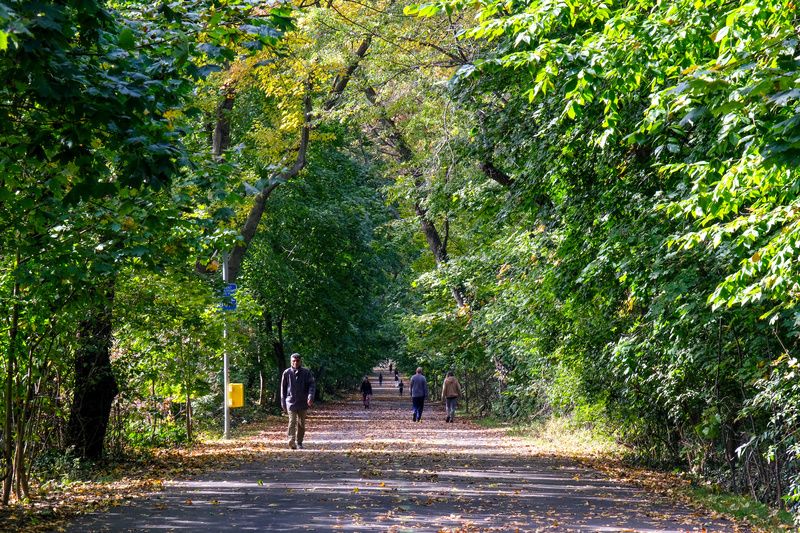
{"left": 63, "top": 367, "right": 744, "bottom": 532}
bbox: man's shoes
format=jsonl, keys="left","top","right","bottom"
{"left": 445, "top": 416, "right": 450, "bottom": 423}
{"left": 289, "top": 442, "right": 297, "bottom": 450}
{"left": 412, "top": 414, "right": 417, "bottom": 422}
{"left": 297, "top": 443, "right": 304, "bottom": 449}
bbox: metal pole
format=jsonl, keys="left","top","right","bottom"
{"left": 223, "top": 256, "right": 230, "bottom": 440}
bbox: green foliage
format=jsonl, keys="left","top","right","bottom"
{"left": 400, "top": 0, "right": 800, "bottom": 520}
{"left": 240, "top": 139, "right": 405, "bottom": 395}
{"left": 686, "top": 484, "right": 796, "bottom": 531}
{"left": 3, "top": 0, "right": 799, "bottom": 524}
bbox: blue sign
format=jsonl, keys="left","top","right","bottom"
{"left": 221, "top": 283, "right": 237, "bottom": 311}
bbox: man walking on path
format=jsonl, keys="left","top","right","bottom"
{"left": 280, "top": 353, "right": 316, "bottom": 449}
{"left": 398, "top": 379, "right": 404, "bottom": 396}
{"left": 441, "top": 371, "right": 461, "bottom": 423}
{"left": 378, "top": 372, "right": 383, "bottom": 386}
{"left": 410, "top": 367, "right": 428, "bottom": 422}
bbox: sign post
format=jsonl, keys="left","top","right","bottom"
{"left": 222, "top": 259, "right": 236, "bottom": 439}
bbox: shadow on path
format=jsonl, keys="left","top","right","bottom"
{"left": 63, "top": 366, "right": 746, "bottom": 532}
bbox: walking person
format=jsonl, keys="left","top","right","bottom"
{"left": 410, "top": 367, "right": 428, "bottom": 422}
{"left": 280, "top": 353, "right": 316, "bottom": 449}
{"left": 398, "top": 379, "right": 404, "bottom": 396}
{"left": 442, "top": 371, "right": 462, "bottom": 423}
{"left": 394, "top": 369, "right": 399, "bottom": 382}
{"left": 378, "top": 372, "right": 383, "bottom": 386}
{"left": 360, "top": 376, "right": 373, "bottom": 409}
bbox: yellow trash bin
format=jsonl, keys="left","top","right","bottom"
{"left": 228, "top": 383, "right": 244, "bottom": 408}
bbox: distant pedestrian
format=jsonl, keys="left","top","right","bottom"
{"left": 378, "top": 372, "right": 383, "bottom": 386}
{"left": 360, "top": 376, "right": 373, "bottom": 409}
{"left": 398, "top": 380, "right": 404, "bottom": 396}
{"left": 280, "top": 353, "right": 316, "bottom": 450}
{"left": 394, "top": 369, "right": 399, "bottom": 382}
{"left": 389, "top": 362, "right": 393, "bottom": 372}
{"left": 410, "top": 367, "right": 428, "bottom": 422}
{"left": 441, "top": 371, "right": 462, "bottom": 423}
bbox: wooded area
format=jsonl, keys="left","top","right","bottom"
{"left": 1, "top": 0, "right": 798, "bottom": 525}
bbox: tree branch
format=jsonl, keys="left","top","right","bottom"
{"left": 325, "top": 36, "right": 372, "bottom": 111}
{"left": 226, "top": 87, "right": 313, "bottom": 282}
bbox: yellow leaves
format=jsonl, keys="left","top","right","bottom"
{"left": 121, "top": 216, "right": 136, "bottom": 231}
{"left": 497, "top": 263, "right": 511, "bottom": 279}
{"left": 162, "top": 109, "right": 182, "bottom": 129}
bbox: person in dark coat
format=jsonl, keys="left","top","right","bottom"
{"left": 280, "top": 353, "right": 316, "bottom": 449}
{"left": 360, "top": 376, "right": 373, "bottom": 409}
{"left": 410, "top": 367, "right": 428, "bottom": 422}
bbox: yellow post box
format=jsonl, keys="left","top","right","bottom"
{"left": 228, "top": 383, "right": 244, "bottom": 408}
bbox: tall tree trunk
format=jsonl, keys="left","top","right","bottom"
{"left": 181, "top": 337, "right": 193, "bottom": 443}
{"left": 263, "top": 312, "right": 287, "bottom": 408}
{"left": 212, "top": 86, "right": 236, "bottom": 161}
{"left": 272, "top": 316, "right": 287, "bottom": 408}
{"left": 185, "top": 391, "right": 193, "bottom": 443}
{"left": 65, "top": 281, "right": 119, "bottom": 459}
{"left": 2, "top": 267, "right": 20, "bottom": 505}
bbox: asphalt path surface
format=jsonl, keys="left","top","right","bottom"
{"left": 63, "top": 367, "right": 745, "bottom": 532}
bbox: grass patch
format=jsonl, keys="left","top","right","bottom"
{"left": 509, "top": 416, "right": 623, "bottom": 458}
{"left": 684, "top": 486, "right": 796, "bottom": 532}
{"left": 471, "top": 415, "right": 512, "bottom": 429}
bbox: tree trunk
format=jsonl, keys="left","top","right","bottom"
{"left": 212, "top": 88, "right": 235, "bottom": 161}
{"left": 263, "top": 312, "right": 287, "bottom": 409}
{"left": 65, "top": 281, "right": 119, "bottom": 459}
{"left": 272, "top": 316, "right": 286, "bottom": 408}
{"left": 480, "top": 160, "right": 513, "bottom": 187}
{"left": 2, "top": 270, "right": 19, "bottom": 505}
{"left": 182, "top": 338, "right": 193, "bottom": 443}
{"left": 185, "top": 393, "right": 193, "bottom": 443}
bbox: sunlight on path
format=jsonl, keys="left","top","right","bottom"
{"left": 64, "top": 365, "right": 746, "bottom": 532}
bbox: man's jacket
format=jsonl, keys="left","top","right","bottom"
{"left": 410, "top": 373, "right": 428, "bottom": 398}
{"left": 281, "top": 367, "right": 316, "bottom": 412}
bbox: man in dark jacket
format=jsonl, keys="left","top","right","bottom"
{"left": 410, "top": 367, "right": 428, "bottom": 422}
{"left": 280, "top": 353, "right": 316, "bottom": 449}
